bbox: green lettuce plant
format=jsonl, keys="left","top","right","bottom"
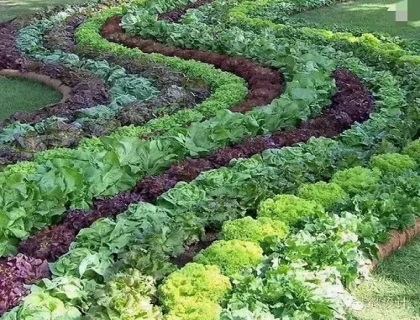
{"left": 160, "top": 263, "right": 231, "bottom": 309}
{"left": 331, "top": 166, "right": 381, "bottom": 195}
{"left": 194, "top": 240, "right": 264, "bottom": 277}
{"left": 258, "top": 194, "right": 325, "bottom": 226}
{"left": 297, "top": 181, "right": 348, "bottom": 211}
{"left": 370, "top": 153, "right": 417, "bottom": 175}
{"left": 221, "top": 216, "right": 289, "bottom": 245}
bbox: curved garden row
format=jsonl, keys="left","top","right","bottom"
{"left": 12, "top": 0, "right": 376, "bottom": 262}
{"left": 0, "top": 0, "right": 362, "bottom": 257}
{"left": 0, "top": 21, "right": 110, "bottom": 165}
{"left": 1, "top": 0, "right": 420, "bottom": 318}
{"left": 0, "top": 7, "right": 212, "bottom": 166}
{"left": 0, "top": 0, "right": 377, "bottom": 313}
{"left": 5, "top": 143, "right": 420, "bottom": 318}
{"left": 17, "top": 67, "right": 371, "bottom": 262}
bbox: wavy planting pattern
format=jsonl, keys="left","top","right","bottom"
{"left": 5, "top": 0, "right": 376, "bottom": 256}
{"left": 104, "top": 17, "right": 284, "bottom": 114}
{"left": 0, "top": 0, "right": 380, "bottom": 315}
{"left": 0, "top": 0, "right": 346, "bottom": 258}
{"left": 15, "top": 3, "right": 247, "bottom": 149}
{"left": 1, "top": 0, "right": 420, "bottom": 317}
{"left": 18, "top": 67, "right": 373, "bottom": 261}
{"left": 0, "top": 11, "right": 213, "bottom": 165}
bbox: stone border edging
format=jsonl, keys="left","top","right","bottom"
{"left": 0, "top": 69, "right": 71, "bottom": 106}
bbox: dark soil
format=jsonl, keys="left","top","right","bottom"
{"left": 171, "top": 229, "right": 219, "bottom": 268}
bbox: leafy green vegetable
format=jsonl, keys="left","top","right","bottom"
{"left": 194, "top": 240, "right": 264, "bottom": 277}
{"left": 51, "top": 248, "right": 113, "bottom": 280}
{"left": 3, "top": 293, "right": 81, "bottom": 320}
{"left": 165, "top": 298, "right": 222, "bottom": 320}
{"left": 160, "top": 263, "right": 231, "bottom": 309}
{"left": 85, "top": 268, "right": 162, "bottom": 319}
{"left": 370, "top": 153, "right": 417, "bottom": 175}
{"left": 222, "top": 261, "right": 348, "bottom": 320}
{"left": 331, "top": 167, "right": 381, "bottom": 196}
{"left": 403, "top": 139, "right": 420, "bottom": 161}
{"left": 258, "top": 194, "right": 325, "bottom": 227}
{"left": 297, "top": 182, "right": 348, "bottom": 211}
{"left": 221, "top": 216, "right": 289, "bottom": 246}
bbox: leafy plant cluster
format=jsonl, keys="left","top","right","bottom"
{"left": 0, "top": 3, "right": 215, "bottom": 160}
{"left": 5, "top": 136, "right": 420, "bottom": 319}
{"left": 163, "top": 151, "right": 420, "bottom": 319}
{"left": 75, "top": 8, "right": 247, "bottom": 143}
{"left": 160, "top": 263, "right": 231, "bottom": 320}
{"left": 3, "top": 0, "right": 420, "bottom": 317}
{"left": 118, "top": 0, "right": 418, "bottom": 159}
{"left": 228, "top": 0, "right": 420, "bottom": 69}
{"left": 8, "top": 9, "right": 158, "bottom": 124}
{"left": 0, "top": 51, "right": 334, "bottom": 256}
{"left": 0, "top": 0, "right": 398, "bottom": 258}
{"left": 0, "top": 0, "right": 354, "bottom": 256}
{"left": 251, "top": 0, "right": 420, "bottom": 58}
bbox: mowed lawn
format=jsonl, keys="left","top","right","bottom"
{"left": 293, "top": 0, "right": 420, "bottom": 40}
{"left": 0, "top": 76, "right": 61, "bottom": 120}
{"left": 350, "top": 236, "right": 420, "bottom": 319}
{"left": 0, "top": 0, "right": 88, "bottom": 22}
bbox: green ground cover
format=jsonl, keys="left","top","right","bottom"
{"left": 293, "top": 0, "right": 420, "bottom": 40}
{"left": 352, "top": 236, "right": 420, "bottom": 319}
{"left": 0, "top": 76, "right": 61, "bottom": 120}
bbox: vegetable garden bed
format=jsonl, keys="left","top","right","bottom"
{"left": 0, "top": 0, "right": 420, "bottom": 318}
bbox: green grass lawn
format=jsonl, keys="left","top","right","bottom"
{"left": 0, "top": 0, "right": 88, "bottom": 22}
{"left": 350, "top": 236, "right": 420, "bottom": 319}
{"left": 293, "top": 0, "right": 420, "bottom": 40}
{"left": 0, "top": 76, "right": 62, "bottom": 120}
